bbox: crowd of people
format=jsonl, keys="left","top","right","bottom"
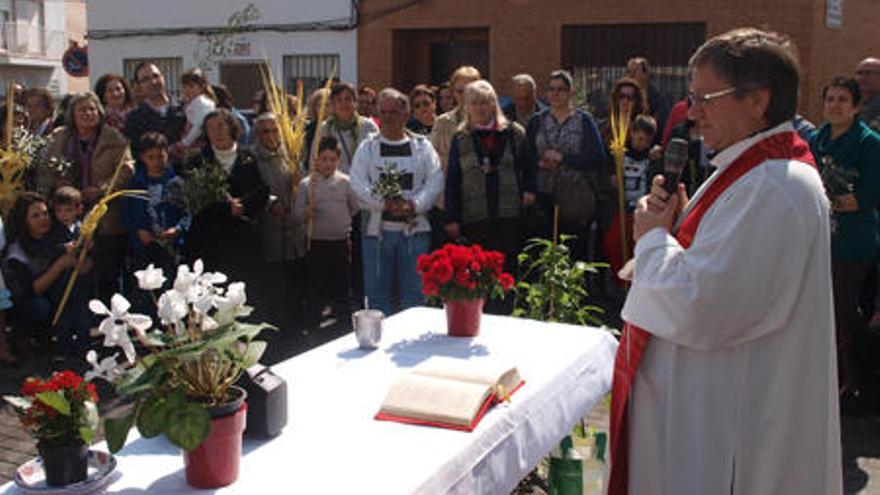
{"left": 0, "top": 50, "right": 877, "bottom": 404}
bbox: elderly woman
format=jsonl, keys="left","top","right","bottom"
{"left": 445, "top": 79, "right": 536, "bottom": 278}
{"left": 183, "top": 109, "right": 269, "bottom": 286}
{"left": 809, "top": 77, "right": 880, "bottom": 397}
{"left": 94, "top": 73, "right": 135, "bottom": 133}
{"left": 523, "top": 70, "right": 607, "bottom": 260}
{"left": 2, "top": 193, "right": 93, "bottom": 360}
{"left": 47, "top": 92, "right": 134, "bottom": 300}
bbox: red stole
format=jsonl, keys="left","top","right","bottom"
{"left": 607, "top": 131, "right": 816, "bottom": 494}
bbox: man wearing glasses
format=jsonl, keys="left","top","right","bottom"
{"left": 608, "top": 28, "right": 841, "bottom": 494}
{"left": 855, "top": 57, "right": 880, "bottom": 132}
{"left": 124, "top": 62, "right": 186, "bottom": 161}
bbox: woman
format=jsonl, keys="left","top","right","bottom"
{"left": 47, "top": 92, "right": 134, "bottom": 301}
{"left": 436, "top": 82, "right": 456, "bottom": 115}
{"left": 406, "top": 84, "right": 437, "bottom": 135}
{"left": 94, "top": 73, "right": 135, "bottom": 133}
{"left": 809, "top": 76, "right": 880, "bottom": 397}
{"left": 303, "top": 87, "right": 331, "bottom": 171}
{"left": 183, "top": 109, "right": 269, "bottom": 288}
{"left": 212, "top": 84, "right": 250, "bottom": 148}
{"left": 523, "top": 70, "right": 607, "bottom": 260}
{"left": 319, "top": 82, "right": 379, "bottom": 173}
{"left": 445, "top": 79, "right": 536, "bottom": 281}
{"left": 600, "top": 77, "right": 650, "bottom": 144}
{"left": 2, "top": 193, "right": 92, "bottom": 359}
{"left": 250, "top": 113, "right": 306, "bottom": 322}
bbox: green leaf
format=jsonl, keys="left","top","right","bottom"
{"left": 116, "top": 360, "right": 167, "bottom": 397}
{"left": 240, "top": 341, "right": 267, "bottom": 369}
{"left": 78, "top": 426, "right": 94, "bottom": 445}
{"left": 104, "top": 413, "right": 136, "bottom": 454}
{"left": 35, "top": 391, "right": 70, "bottom": 416}
{"left": 165, "top": 403, "right": 211, "bottom": 451}
{"left": 136, "top": 395, "right": 169, "bottom": 438}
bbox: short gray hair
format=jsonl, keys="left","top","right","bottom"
{"left": 66, "top": 92, "right": 106, "bottom": 130}
{"left": 511, "top": 74, "right": 536, "bottom": 92}
{"left": 377, "top": 87, "right": 409, "bottom": 114}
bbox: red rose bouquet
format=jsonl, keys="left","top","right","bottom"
{"left": 3, "top": 371, "right": 100, "bottom": 449}
{"left": 417, "top": 243, "right": 515, "bottom": 302}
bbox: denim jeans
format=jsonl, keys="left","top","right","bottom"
{"left": 361, "top": 231, "right": 430, "bottom": 316}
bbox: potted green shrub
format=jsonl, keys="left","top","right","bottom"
{"left": 84, "top": 259, "right": 272, "bottom": 488}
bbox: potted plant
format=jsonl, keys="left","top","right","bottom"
{"left": 3, "top": 371, "right": 99, "bottom": 486}
{"left": 83, "top": 259, "right": 272, "bottom": 489}
{"left": 416, "top": 243, "right": 514, "bottom": 336}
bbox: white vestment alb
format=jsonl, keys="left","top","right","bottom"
{"left": 621, "top": 123, "right": 842, "bottom": 494}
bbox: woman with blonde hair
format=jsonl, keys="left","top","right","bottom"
{"left": 444, "top": 79, "right": 536, "bottom": 286}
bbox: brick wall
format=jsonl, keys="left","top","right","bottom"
{"left": 358, "top": 0, "right": 880, "bottom": 123}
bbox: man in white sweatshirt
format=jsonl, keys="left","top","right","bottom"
{"left": 350, "top": 88, "right": 444, "bottom": 316}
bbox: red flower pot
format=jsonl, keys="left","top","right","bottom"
{"left": 444, "top": 298, "right": 485, "bottom": 337}
{"left": 184, "top": 402, "right": 247, "bottom": 489}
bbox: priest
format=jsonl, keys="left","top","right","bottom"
{"left": 608, "top": 28, "right": 842, "bottom": 494}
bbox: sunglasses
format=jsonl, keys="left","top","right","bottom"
{"left": 618, "top": 92, "right": 637, "bottom": 101}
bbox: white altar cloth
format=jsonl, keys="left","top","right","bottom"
{"left": 2, "top": 307, "right": 617, "bottom": 494}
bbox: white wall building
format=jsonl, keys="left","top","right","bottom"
{"left": 0, "top": 0, "right": 70, "bottom": 94}
{"left": 87, "top": 0, "right": 358, "bottom": 108}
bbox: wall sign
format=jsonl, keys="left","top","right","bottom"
{"left": 826, "top": 0, "right": 844, "bottom": 29}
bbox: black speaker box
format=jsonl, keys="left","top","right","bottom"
{"left": 239, "top": 364, "right": 287, "bottom": 438}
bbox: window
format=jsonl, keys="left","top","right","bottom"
{"left": 561, "top": 23, "right": 706, "bottom": 121}
{"left": 283, "top": 54, "right": 339, "bottom": 99}
{"left": 123, "top": 57, "right": 184, "bottom": 102}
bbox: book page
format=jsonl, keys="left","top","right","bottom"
{"left": 379, "top": 373, "right": 492, "bottom": 427}
{"left": 411, "top": 357, "right": 520, "bottom": 391}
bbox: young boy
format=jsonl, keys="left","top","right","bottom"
{"left": 48, "top": 186, "right": 83, "bottom": 250}
{"left": 604, "top": 114, "right": 661, "bottom": 279}
{"left": 621, "top": 114, "right": 661, "bottom": 212}
{"left": 294, "top": 136, "right": 360, "bottom": 318}
{"left": 124, "top": 132, "right": 191, "bottom": 281}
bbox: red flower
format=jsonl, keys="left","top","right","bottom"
{"left": 20, "top": 378, "right": 45, "bottom": 397}
{"left": 499, "top": 273, "right": 514, "bottom": 291}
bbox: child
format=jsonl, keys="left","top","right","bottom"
{"left": 124, "top": 132, "right": 191, "bottom": 283}
{"left": 47, "top": 186, "right": 83, "bottom": 250}
{"left": 179, "top": 68, "right": 217, "bottom": 149}
{"left": 294, "top": 136, "right": 360, "bottom": 318}
{"left": 604, "top": 114, "right": 661, "bottom": 279}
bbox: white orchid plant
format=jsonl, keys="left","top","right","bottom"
{"left": 84, "top": 259, "right": 272, "bottom": 453}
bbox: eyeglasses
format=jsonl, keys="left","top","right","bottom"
{"left": 546, "top": 85, "right": 570, "bottom": 93}
{"left": 687, "top": 87, "right": 737, "bottom": 107}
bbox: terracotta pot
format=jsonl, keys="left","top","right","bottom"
{"left": 444, "top": 298, "right": 485, "bottom": 337}
{"left": 39, "top": 443, "right": 88, "bottom": 486}
{"left": 184, "top": 387, "right": 248, "bottom": 489}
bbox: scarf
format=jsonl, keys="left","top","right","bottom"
{"left": 66, "top": 129, "right": 98, "bottom": 189}
{"left": 213, "top": 143, "right": 238, "bottom": 173}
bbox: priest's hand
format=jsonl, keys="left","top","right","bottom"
{"left": 634, "top": 183, "right": 683, "bottom": 241}
{"left": 648, "top": 175, "right": 688, "bottom": 216}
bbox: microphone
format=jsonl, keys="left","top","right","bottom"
{"left": 663, "top": 138, "right": 689, "bottom": 195}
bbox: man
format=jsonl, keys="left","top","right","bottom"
{"left": 626, "top": 56, "right": 671, "bottom": 140}
{"left": 503, "top": 74, "right": 546, "bottom": 127}
{"left": 23, "top": 87, "right": 54, "bottom": 137}
{"left": 319, "top": 82, "right": 379, "bottom": 174}
{"left": 429, "top": 65, "right": 481, "bottom": 171}
{"left": 609, "top": 28, "right": 841, "bottom": 494}
{"left": 855, "top": 57, "right": 880, "bottom": 131}
{"left": 350, "top": 88, "right": 443, "bottom": 316}
{"left": 124, "top": 62, "right": 186, "bottom": 160}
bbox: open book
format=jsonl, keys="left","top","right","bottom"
{"left": 375, "top": 357, "right": 524, "bottom": 432}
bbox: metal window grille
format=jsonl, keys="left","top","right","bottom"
{"left": 282, "top": 54, "right": 339, "bottom": 98}
{"left": 572, "top": 65, "right": 690, "bottom": 120}
{"left": 123, "top": 57, "right": 184, "bottom": 103}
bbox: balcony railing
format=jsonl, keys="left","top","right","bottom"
{"left": 0, "top": 22, "right": 66, "bottom": 58}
